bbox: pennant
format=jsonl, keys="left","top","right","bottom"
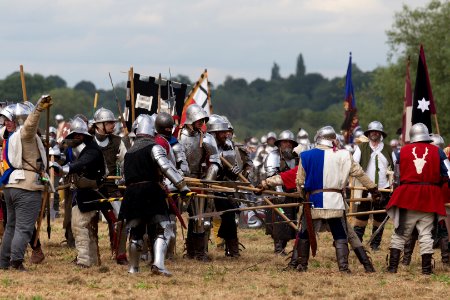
{"left": 341, "top": 53, "right": 359, "bottom": 144}
{"left": 411, "top": 44, "right": 436, "bottom": 133}
{"left": 402, "top": 57, "right": 413, "bottom": 144}
{"left": 180, "top": 69, "right": 211, "bottom": 126}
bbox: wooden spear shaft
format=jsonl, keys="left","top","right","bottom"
{"left": 19, "top": 65, "right": 28, "bottom": 101}
{"left": 220, "top": 156, "right": 298, "bottom": 230}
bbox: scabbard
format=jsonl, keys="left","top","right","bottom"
{"left": 304, "top": 193, "right": 317, "bottom": 257}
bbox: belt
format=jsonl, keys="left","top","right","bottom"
{"left": 400, "top": 181, "right": 440, "bottom": 186}
{"left": 310, "top": 188, "right": 343, "bottom": 196}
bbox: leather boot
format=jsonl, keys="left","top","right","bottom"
{"left": 286, "top": 245, "right": 299, "bottom": 270}
{"left": 402, "top": 234, "right": 417, "bottom": 266}
{"left": 335, "top": 239, "right": 351, "bottom": 273}
{"left": 353, "top": 226, "right": 366, "bottom": 242}
{"left": 185, "top": 234, "right": 195, "bottom": 259}
{"left": 296, "top": 239, "right": 310, "bottom": 272}
{"left": 225, "top": 238, "right": 240, "bottom": 258}
{"left": 274, "top": 240, "right": 287, "bottom": 256}
{"left": 440, "top": 238, "right": 449, "bottom": 264}
{"left": 193, "top": 232, "right": 211, "bottom": 262}
{"left": 11, "top": 260, "right": 26, "bottom": 272}
{"left": 387, "top": 248, "right": 401, "bottom": 273}
{"left": 370, "top": 226, "right": 384, "bottom": 251}
{"left": 354, "top": 246, "right": 375, "bottom": 273}
{"left": 421, "top": 253, "right": 433, "bottom": 275}
{"left": 30, "top": 246, "right": 45, "bottom": 264}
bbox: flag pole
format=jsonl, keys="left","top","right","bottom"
{"left": 157, "top": 73, "right": 162, "bottom": 113}
{"left": 205, "top": 69, "right": 213, "bottom": 114}
{"left": 19, "top": 65, "right": 28, "bottom": 102}
{"left": 433, "top": 114, "right": 440, "bottom": 135}
{"left": 129, "top": 67, "right": 136, "bottom": 123}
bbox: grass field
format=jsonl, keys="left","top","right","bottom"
{"left": 0, "top": 213, "right": 449, "bottom": 300}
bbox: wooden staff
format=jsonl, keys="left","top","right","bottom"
{"left": 350, "top": 186, "right": 393, "bottom": 193}
{"left": 129, "top": 67, "right": 135, "bottom": 123}
{"left": 189, "top": 203, "right": 302, "bottom": 219}
{"left": 347, "top": 197, "right": 374, "bottom": 202}
{"left": 433, "top": 114, "right": 440, "bottom": 135}
{"left": 346, "top": 209, "right": 386, "bottom": 217}
{"left": 19, "top": 65, "right": 28, "bottom": 101}
{"left": 34, "top": 106, "right": 51, "bottom": 245}
{"left": 220, "top": 156, "right": 298, "bottom": 229}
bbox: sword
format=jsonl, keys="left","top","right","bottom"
{"left": 304, "top": 192, "right": 317, "bottom": 257}
{"left": 366, "top": 215, "right": 390, "bottom": 246}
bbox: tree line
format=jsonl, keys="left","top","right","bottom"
{"left": 0, "top": 0, "right": 447, "bottom": 143}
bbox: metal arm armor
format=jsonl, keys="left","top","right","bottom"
{"left": 151, "top": 144, "right": 186, "bottom": 189}
{"left": 203, "top": 133, "right": 222, "bottom": 166}
{"left": 172, "top": 142, "right": 190, "bottom": 176}
{"left": 264, "top": 150, "right": 281, "bottom": 178}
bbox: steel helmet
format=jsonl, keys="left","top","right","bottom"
{"left": 260, "top": 135, "right": 267, "bottom": 144}
{"left": 409, "top": 123, "right": 432, "bottom": 143}
{"left": 93, "top": 107, "right": 118, "bottom": 123}
{"left": 66, "top": 117, "right": 92, "bottom": 139}
{"left": 314, "top": 126, "right": 337, "bottom": 147}
{"left": 155, "top": 112, "right": 175, "bottom": 136}
{"left": 221, "top": 115, "right": 233, "bottom": 131}
{"left": 353, "top": 126, "right": 365, "bottom": 139}
{"left": 135, "top": 114, "right": 155, "bottom": 136}
{"left": 266, "top": 132, "right": 277, "bottom": 140}
{"left": 429, "top": 133, "right": 444, "bottom": 148}
{"left": 206, "top": 114, "right": 229, "bottom": 132}
{"left": 297, "top": 128, "right": 310, "bottom": 145}
{"left": 364, "top": 121, "right": 387, "bottom": 138}
{"left": 184, "top": 104, "right": 208, "bottom": 125}
{"left": 275, "top": 130, "right": 298, "bottom": 147}
{"left": 55, "top": 114, "right": 64, "bottom": 122}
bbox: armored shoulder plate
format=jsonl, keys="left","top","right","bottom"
{"left": 172, "top": 141, "right": 190, "bottom": 176}
{"left": 203, "top": 133, "right": 222, "bottom": 166}
{"left": 151, "top": 144, "right": 183, "bottom": 186}
{"left": 264, "top": 150, "right": 280, "bottom": 177}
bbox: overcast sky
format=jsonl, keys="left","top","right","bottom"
{"left": 0, "top": 0, "right": 429, "bottom": 90}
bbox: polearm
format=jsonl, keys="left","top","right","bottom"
{"left": 220, "top": 156, "right": 297, "bottom": 230}
{"left": 347, "top": 203, "right": 450, "bottom": 217}
{"left": 108, "top": 72, "right": 129, "bottom": 136}
{"left": 93, "top": 92, "right": 98, "bottom": 118}
{"left": 19, "top": 65, "right": 28, "bottom": 101}
{"left": 346, "top": 209, "right": 386, "bottom": 217}
{"left": 35, "top": 103, "right": 51, "bottom": 246}
{"left": 350, "top": 186, "right": 393, "bottom": 193}
{"left": 188, "top": 203, "right": 303, "bottom": 220}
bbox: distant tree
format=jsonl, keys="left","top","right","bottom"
{"left": 296, "top": 53, "right": 306, "bottom": 77}
{"left": 171, "top": 74, "right": 192, "bottom": 86}
{"left": 74, "top": 80, "right": 96, "bottom": 95}
{"left": 271, "top": 62, "right": 281, "bottom": 81}
{"left": 46, "top": 75, "right": 67, "bottom": 89}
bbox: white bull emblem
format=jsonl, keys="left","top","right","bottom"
{"left": 412, "top": 147, "right": 428, "bottom": 174}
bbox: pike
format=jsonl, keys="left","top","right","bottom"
{"left": 196, "top": 193, "right": 263, "bottom": 205}
{"left": 108, "top": 72, "right": 129, "bottom": 137}
{"left": 188, "top": 203, "right": 302, "bottom": 220}
{"left": 346, "top": 209, "right": 386, "bottom": 217}
{"left": 350, "top": 186, "right": 393, "bottom": 193}
{"left": 184, "top": 176, "right": 252, "bottom": 187}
